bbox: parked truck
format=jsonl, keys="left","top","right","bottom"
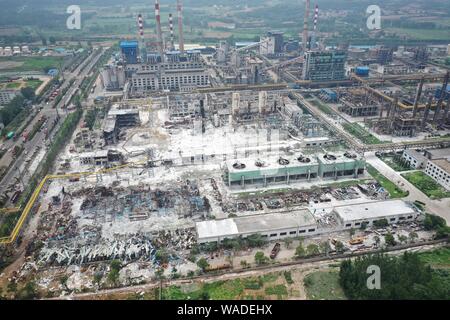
{"left": 270, "top": 242, "right": 281, "bottom": 259}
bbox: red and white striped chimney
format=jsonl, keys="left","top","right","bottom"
{"left": 302, "top": 0, "right": 310, "bottom": 51}
{"left": 313, "top": 5, "right": 318, "bottom": 31}
{"left": 177, "top": 0, "right": 185, "bottom": 54}
{"left": 154, "top": 0, "right": 164, "bottom": 58}
{"left": 137, "top": 14, "right": 144, "bottom": 40}
{"left": 169, "top": 13, "right": 175, "bottom": 51}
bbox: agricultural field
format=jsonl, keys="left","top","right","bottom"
{"left": 386, "top": 28, "right": 450, "bottom": 41}
{"left": 366, "top": 164, "right": 409, "bottom": 198}
{"left": 0, "top": 56, "right": 64, "bottom": 73}
{"left": 402, "top": 171, "right": 450, "bottom": 200}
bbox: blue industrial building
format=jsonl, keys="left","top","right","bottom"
{"left": 435, "top": 84, "right": 450, "bottom": 99}
{"left": 120, "top": 41, "right": 139, "bottom": 64}
{"left": 355, "top": 66, "right": 370, "bottom": 77}
{"left": 321, "top": 88, "right": 338, "bottom": 102}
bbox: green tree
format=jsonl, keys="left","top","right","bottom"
{"left": 335, "top": 240, "right": 345, "bottom": 253}
{"left": 373, "top": 219, "right": 389, "bottom": 228}
{"left": 349, "top": 228, "right": 355, "bottom": 238}
{"left": 108, "top": 260, "right": 122, "bottom": 286}
{"left": 18, "top": 281, "right": 39, "bottom": 300}
{"left": 240, "top": 260, "right": 248, "bottom": 268}
{"left": 319, "top": 241, "right": 331, "bottom": 255}
{"left": 196, "top": 257, "right": 210, "bottom": 272}
{"left": 398, "top": 234, "right": 408, "bottom": 244}
{"left": 154, "top": 249, "right": 169, "bottom": 265}
{"left": 384, "top": 233, "right": 397, "bottom": 247}
{"left": 295, "top": 243, "right": 306, "bottom": 258}
{"left": 254, "top": 251, "right": 268, "bottom": 265}
{"left": 306, "top": 244, "right": 320, "bottom": 256}
{"left": 21, "top": 87, "right": 35, "bottom": 101}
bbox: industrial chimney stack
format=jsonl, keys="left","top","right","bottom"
{"left": 177, "top": 0, "right": 185, "bottom": 54}
{"left": 154, "top": 0, "right": 164, "bottom": 59}
{"left": 169, "top": 13, "right": 175, "bottom": 51}
{"left": 302, "top": 0, "right": 310, "bottom": 52}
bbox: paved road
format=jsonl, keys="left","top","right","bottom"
{"left": 366, "top": 152, "right": 450, "bottom": 223}
{"left": 0, "top": 48, "right": 105, "bottom": 201}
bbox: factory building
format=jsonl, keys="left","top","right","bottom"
{"left": 402, "top": 149, "right": 428, "bottom": 169}
{"left": 260, "top": 31, "right": 284, "bottom": 56}
{"left": 129, "top": 51, "right": 209, "bottom": 93}
{"left": 196, "top": 200, "right": 419, "bottom": 244}
{"left": 100, "top": 65, "right": 126, "bottom": 91}
{"left": 225, "top": 152, "right": 365, "bottom": 188}
{"left": 196, "top": 209, "right": 318, "bottom": 244}
{"left": 120, "top": 41, "right": 139, "bottom": 64}
{"left": 102, "top": 105, "right": 140, "bottom": 145}
{"left": 302, "top": 50, "right": 347, "bottom": 81}
{"left": 333, "top": 200, "right": 419, "bottom": 229}
{"left": 370, "top": 46, "right": 394, "bottom": 65}
{"left": 79, "top": 150, "right": 122, "bottom": 166}
{"left": 425, "top": 159, "right": 450, "bottom": 191}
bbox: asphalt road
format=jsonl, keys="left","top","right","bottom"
{"left": 0, "top": 48, "right": 105, "bottom": 202}
{"left": 366, "top": 152, "right": 450, "bottom": 223}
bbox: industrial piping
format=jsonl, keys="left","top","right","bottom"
{"left": 412, "top": 76, "right": 424, "bottom": 118}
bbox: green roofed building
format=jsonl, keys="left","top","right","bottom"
{"left": 225, "top": 152, "right": 365, "bottom": 188}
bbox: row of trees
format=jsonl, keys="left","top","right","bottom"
{"left": 339, "top": 252, "right": 449, "bottom": 299}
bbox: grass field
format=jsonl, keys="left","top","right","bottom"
{"left": 342, "top": 123, "right": 388, "bottom": 145}
{"left": 366, "top": 164, "right": 409, "bottom": 198}
{"left": 304, "top": 270, "right": 346, "bottom": 300}
{"left": 25, "top": 79, "right": 43, "bottom": 90}
{"left": 402, "top": 171, "right": 450, "bottom": 200}
{"left": 0, "top": 56, "right": 64, "bottom": 72}
{"left": 418, "top": 247, "right": 450, "bottom": 269}
{"left": 160, "top": 271, "right": 300, "bottom": 300}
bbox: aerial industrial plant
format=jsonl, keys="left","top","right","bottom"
{"left": 0, "top": 0, "right": 449, "bottom": 302}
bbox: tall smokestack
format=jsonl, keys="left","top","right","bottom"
{"left": 154, "top": 0, "right": 164, "bottom": 59}
{"left": 137, "top": 14, "right": 144, "bottom": 40}
{"left": 310, "top": 4, "right": 318, "bottom": 50}
{"left": 177, "top": 0, "right": 185, "bottom": 54}
{"left": 412, "top": 76, "right": 424, "bottom": 118}
{"left": 169, "top": 13, "right": 175, "bottom": 51}
{"left": 302, "top": 0, "right": 310, "bottom": 51}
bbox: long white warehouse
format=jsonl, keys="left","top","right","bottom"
{"left": 196, "top": 200, "right": 420, "bottom": 244}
